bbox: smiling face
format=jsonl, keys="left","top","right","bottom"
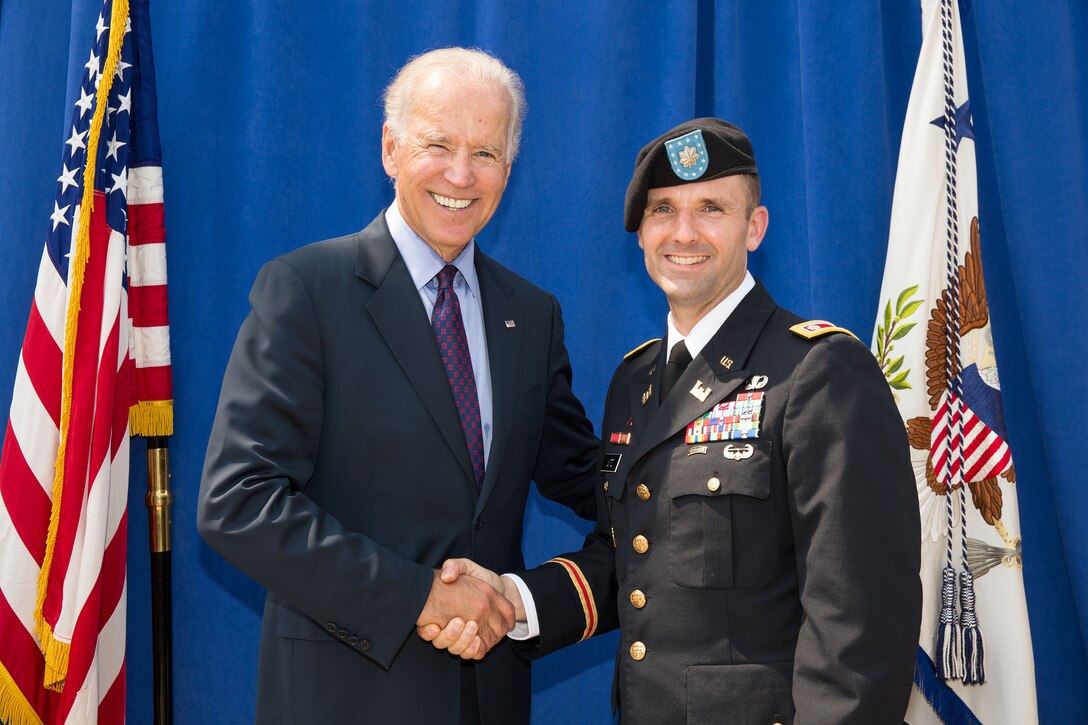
{"left": 381, "top": 75, "right": 512, "bottom": 261}
{"left": 637, "top": 174, "right": 768, "bottom": 334}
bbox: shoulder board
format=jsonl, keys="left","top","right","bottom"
{"left": 623, "top": 338, "right": 661, "bottom": 360}
{"left": 789, "top": 320, "right": 857, "bottom": 340}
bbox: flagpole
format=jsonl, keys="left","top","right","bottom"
{"left": 146, "top": 436, "right": 173, "bottom": 725}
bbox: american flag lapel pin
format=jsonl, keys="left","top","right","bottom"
{"left": 505, "top": 319, "right": 516, "bottom": 328}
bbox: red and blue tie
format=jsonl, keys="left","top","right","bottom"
{"left": 432, "top": 264, "right": 485, "bottom": 492}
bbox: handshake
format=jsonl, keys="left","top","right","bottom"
{"left": 415, "top": 559, "right": 526, "bottom": 660}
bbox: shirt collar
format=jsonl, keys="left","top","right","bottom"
{"left": 384, "top": 200, "right": 480, "bottom": 298}
{"left": 666, "top": 271, "right": 755, "bottom": 359}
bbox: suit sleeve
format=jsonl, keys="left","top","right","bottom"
{"left": 782, "top": 334, "right": 922, "bottom": 724}
{"left": 196, "top": 259, "right": 434, "bottom": 669}
{"left": 528, "top": 295, "right": 600, "bottom": 520}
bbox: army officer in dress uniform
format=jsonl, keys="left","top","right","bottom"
{"left": 423, "top": 117, "right": 922, "bottom": 724}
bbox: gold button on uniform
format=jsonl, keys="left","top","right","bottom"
{"left": 707, "top": 476, "right": 721, "bottom": 492}
{"left": 635, "top": 483, "right": 651, "bottom": 501}
{"left": 630, "top": 641, "right": 646, "bottom": 660}
{"left": 632, "top": 535, "right": 649, "bottom": 554}
{"left": 630, "top": 590, "right": 646, "bottom": 608}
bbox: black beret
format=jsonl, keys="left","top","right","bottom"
{"left": 624, "top": 117, "right": 758, "bottom": 232}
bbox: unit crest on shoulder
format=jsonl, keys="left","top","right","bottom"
{"left": 789, "top": 320, "right": 857, "bottom": 341}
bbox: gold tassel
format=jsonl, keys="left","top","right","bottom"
{"left": 130, "top": 400, "right": 175, "bottom": 437}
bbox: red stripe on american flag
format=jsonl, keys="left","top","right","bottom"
{"left": 127, "top": 201, "right": 164, "bottom": 244}
{"left": 55, "top": 511, "right": 127, "bottom": 722}
{"left": 0, "top": 425, "right": 51, "bottom": 564}
{"left": 97, "top": 660, "right": 125, "bottom": 724}
{"left": 0, "top": 582, "right": 63, "bottom": 719}
{"left": 134, "top": 364, "right": 173, "bottom": 403}
{"left": 21, "top": 301, "right": 63, "bottom": 426}
{"left": 127, "top": 283, "right": 169, "bottom": 326}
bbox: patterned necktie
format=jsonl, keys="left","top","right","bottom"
{"left": 431, "top": 264, "right": 484, "bottom": 491}
{"left": 659, "top": 340, "right": 692, "bottom": 402}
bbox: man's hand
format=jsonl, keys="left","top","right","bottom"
{"left": 415, "top": 567, "right": 515, "bottom": 659}
{"left": 416, "top": 559, "right": 526, "bottom": 659}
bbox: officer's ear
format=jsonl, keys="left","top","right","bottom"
{"left": 746, "top": 206, "right": 768, "bottom": 252}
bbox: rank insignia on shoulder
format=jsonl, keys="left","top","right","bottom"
{"left": 624, "top": 338, "right": 661, "bottom": 360}
{"left": 789, "top": 320, "right": 858, "bottom": 340}
{"left": 609, "top": 432, "right": 631, "bottom": 445}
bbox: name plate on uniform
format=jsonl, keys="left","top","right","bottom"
{"left": 684, "top": 392, "right": 764, "bottom": 444}
{"left": 601, "top": 453, "right": 622, "bottom": 473}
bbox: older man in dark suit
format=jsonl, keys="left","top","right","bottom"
{"left": 197, "top": 48, "right": 598, "bottom": 724}
{"left": 428, "top": 118, "right": 922, "bottom": 724}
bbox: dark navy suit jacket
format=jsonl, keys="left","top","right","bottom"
{"left": 198, "top": 213, "right": 598, "bottom": 724}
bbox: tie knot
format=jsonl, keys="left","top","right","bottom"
{"left": 436, "top": 264, "right": 458, "bottom": 291}
{"left": 669, "top": 340, "right": 692, "bottom": 367}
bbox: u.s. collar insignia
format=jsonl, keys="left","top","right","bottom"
{"left": 720, "top": 355, "right": 734, "bottom": 370}
{"left": 745, "top": 375, "right": 768, "bottom": 390}
{"left": 690, "top": 381, "right": 712, "bottom": 402}
{"left": 665, "top": 130, "right": 709, "bottom": 180}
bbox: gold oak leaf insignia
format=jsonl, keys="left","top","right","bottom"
{"left": 678, "top": 146, "right": 699, "bottom": 168}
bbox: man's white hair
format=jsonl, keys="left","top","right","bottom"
{"left": 383, "top": 47, "right": 527, "bottom": 161}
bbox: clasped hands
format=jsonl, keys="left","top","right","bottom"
{"left": 415, "top": 559, "right": 525, "bottom": 660}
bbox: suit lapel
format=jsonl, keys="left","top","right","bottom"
{"left": 474, "top": 254, "right": 519, "bottom": 513}
{"left": 358, "top": 214, "right": 476, "bottom": 488}
{"left": 634, "top": 281, "right": 779, "bottom": 463}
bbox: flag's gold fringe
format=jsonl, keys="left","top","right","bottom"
{"left": 0, "top": 658, "right": 44, "bottom": 725}
{"left": 37, "top": 621, "right": 69, "bottom": 692}
{"left": 129, "top": 400, "right": 174, "bottom": 436}
{"left": 32, "top": 0, "right": 130, "bottom": 692}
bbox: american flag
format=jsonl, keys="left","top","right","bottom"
{"left": 0, "top": 0, "right": 171, "bottom": 722}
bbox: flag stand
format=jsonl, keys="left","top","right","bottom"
{"left": 145, "top": 437, "right": 173, "bottom": 725}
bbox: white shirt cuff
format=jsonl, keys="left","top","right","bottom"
{"left": 503, "top": 573, "right": 540, "bottom": 640}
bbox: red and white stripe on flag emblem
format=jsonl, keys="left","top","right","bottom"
{"left": 0, "top": 0, "right": 171, "bottom": 722}
{"left": 930, "top": 392, "right": 1012, "bottom": 484}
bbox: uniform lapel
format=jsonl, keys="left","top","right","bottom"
{"left": 474, "top": 254, "right": 519, "bottom": 514}
{"left": 633, "top": 281, "right": 779, "bottom": 463}
{"left": 358, "top": 214, "right": 476, "bottom": 488}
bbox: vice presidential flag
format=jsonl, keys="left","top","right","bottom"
{"left": 0, "top": 0, "right": 172, "bottom": 722}
{"left": 871, "top": 0, "right": 1037, "bottom": 722}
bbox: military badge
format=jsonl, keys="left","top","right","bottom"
{"left": 609, "top": 432, "right": 631, "bottom": 445}
{"left": 723, "top": 443, "right": 754, "bottom": 460}
{"left": 665, "top": 129, "right": 709, "bottom": 180}
{"left": 684, "top": 392, "right": 764, "bottom": 443}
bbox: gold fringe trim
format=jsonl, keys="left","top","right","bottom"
{"left": 0, "top": 658, "right": 45, "bottom": 725}
{"left": 33, "top": 0, "right": 130, "bottom": 692}
{"left": 129, "top": 400, "right": 174, "bottom": 437}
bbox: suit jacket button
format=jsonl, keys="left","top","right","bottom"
{"left": 629, "top": 641, "right": 646, "bottom": 661}
{"left": 707, "top": 476, "right": 721, "bottom": 492}
{"left": 632, "top": 535, "right": 649, "bottom": 554}
{"left": 629, "top": 590, "right": 646, "bottom": 608}
{"left": 336, "top": 629, "right": 348, "bottom": 639}
{"left": 347, "top": 636, "right": 359, "bottom": 646}
{"left": 325, "top": 623, "right": 337, "bottom": 633}
{"left": 359, "top": 639, "right": 371, "bottom": 651}
{"left": 635, "top": 483, "right": 650, "bottom": 501}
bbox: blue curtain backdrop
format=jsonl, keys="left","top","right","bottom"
{"left": 1, "top": 0, "right": 1085, "bottom": 722}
